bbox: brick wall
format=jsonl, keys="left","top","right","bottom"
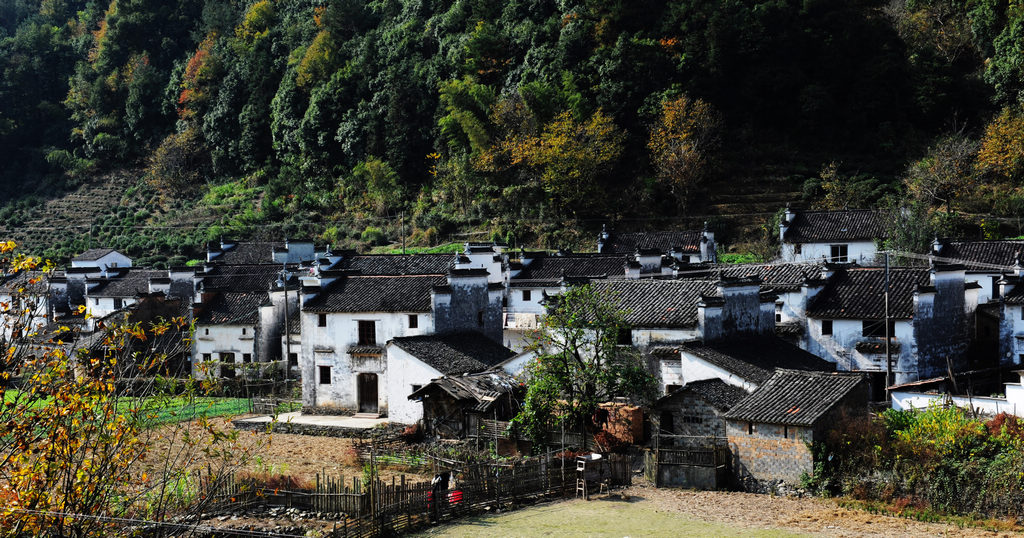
{"left": 657, "top": 392, "right": 726, "bottom": 446}
{"left": 726, "top": 420, "right": 813, "bottom": 488}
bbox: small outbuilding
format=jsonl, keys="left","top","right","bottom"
{"left": 408, "top": 370, "right": 521, "bottom": 439}
{"left": 723, "top": 369, "right": 868, "bottom": 491}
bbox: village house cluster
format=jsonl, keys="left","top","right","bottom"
{"left": 4, "top": 207, "right": 1024, "bottom": 490}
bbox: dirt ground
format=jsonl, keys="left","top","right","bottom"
{"left": 168, "top": 419, "right": 1020, "bottom": 537}
{"left": 421, "top": 487, "right": 1020, "bottom": 538}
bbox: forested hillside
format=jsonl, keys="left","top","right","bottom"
{"left": 2, "top": 0, "right": 1023, "bottom": 264}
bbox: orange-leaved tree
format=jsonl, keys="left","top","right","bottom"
{"left": 648, "top": 95, "right": 722, "bottom": 208}
{"left": 0, "top": 241, "right": 264, "bottom": 536}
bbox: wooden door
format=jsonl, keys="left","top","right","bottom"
{"left": 358, "top": 373, "right": 378, "bottom": 414}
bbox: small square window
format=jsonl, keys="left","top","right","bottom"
{"left": 411, "top": 384, "right": 422, "bottom": 393}
{"left": 114, "top": 298, "right": 123, "bottom": 309}
{"left": 829, "top": 244, "right": 848, "bottom": 263}
{"left": 288, "top": 352, "right": 298, "bottom": 367}
{"left": 358, "top": 320, "right": 376, "bottom": 345}
{"left": 319, "top": 365, "right": 331, "bottom": 385}
{"left": 821, "top": 319, "right": 833, "bottom": 336}
{"left": 318, "top": 314, "right": 327, "bottom": 327}
{"left": 522, "top": 289, "right": 532, "bottom": 301}
{"left": 202, "top": 353, "right": 211, "bottom": 362}
{"left": 408, "top": 314, "right": 418, "bottom": 329}
{"left": 793, "top": 243, "right": 802, "bottom": 255}
{"left": 242, "top": 353, "right": 252, "bottom": 363}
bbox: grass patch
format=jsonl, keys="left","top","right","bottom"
{"left": 370, "top": 242, "right": 464, "bottom": 254}
{"left": 4, "top": 390, "right": 250, "bottom": 427}
{"left": 719, "top": 252, "right": 761, "bottom": 264}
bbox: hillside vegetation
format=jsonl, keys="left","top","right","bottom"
{"left": 2, "top": 0, "right": 1024, "bottom": 262}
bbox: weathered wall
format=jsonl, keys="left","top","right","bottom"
{"left": 431, "top": 275, "right": 502, "bottom": 342}
{"left": 780, "top": 240, "right": 878, "bottom": 264}
{"left": 726, "top": 421, "right": 814, "bottom": 488}
{"left": 192, "top": 323, "right": 257, "bottom": 378}
{"left": 657, "top": 391, "right": 729, "bottom": 446}
{"left": 913, "top": 271, "right": 969, "bottom": 381}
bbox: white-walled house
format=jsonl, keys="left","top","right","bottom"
{"left": 70, "top": 248, "right": 132, "bottom": 273}
{"left": 802, "top": 264, "right": 977, "bottom": 386}
{"left": 206, "top": 239, "right": 323, "bottom": 265}
{"left": 191, "top": 291, "right": 266, "bottom": 378}
{"left": 779, "top": 208, "right": 886, "bottom": 264}
{"left": 0, "top": 270, "right": 50, "bottom": 340}
{"left": 932, "top": 239, "right": 1024, "bottom": 304}
{"left": 386, "top": 332, "right": 515, "bottom": 424}
{"left": 84, "top": 268, "right": 164, "bottom": 327}
{"left": 298, "top": 268, "right": 504, "bottom": 415}
{"left": 504, "top": 252, "right": 627, "bottom": 350}
{"left": 672, "top": 337, "right": 835, "bottom": 392}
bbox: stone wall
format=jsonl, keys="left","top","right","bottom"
{"left": 726, "top": 420, "right": 813, "bottom": 488}
{"left": 232, "top": 418, "right": 405, "bottom": 440}
{"left": 657, "top": 392, "right": 727, "bottom": 447}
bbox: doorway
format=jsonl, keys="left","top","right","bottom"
{"left": 358, "top": 373, "right": 378, "bottom": 414}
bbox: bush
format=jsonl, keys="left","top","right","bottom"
{"left": 360, "top": 226, "right": 387, "bottom": 246}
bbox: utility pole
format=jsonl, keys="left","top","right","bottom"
{"left": 401, "top": 210, "right": 406, "bottom": 255}
{"left": 278, "top": 263, "right": 292, "bottom": 399}
{"left": 884, "top": 251, "right": 892, "bottom": 401}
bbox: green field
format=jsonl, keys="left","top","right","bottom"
{"left": 3, "top": 390, "right": 251, "bottom": 427}
{"left": 416, "top": 498, "right": 806, "bottom": 538}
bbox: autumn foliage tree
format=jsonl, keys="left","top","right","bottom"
{"left": 0, "top": 241, "right": 260, "bottom": 536}
{"left": 648, "top": 95, "right": 722, "bottom": 207}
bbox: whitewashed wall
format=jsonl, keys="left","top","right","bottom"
{"left": 679, "top": 350, "right": 758, "bottom": 391}
{"left": 781, "top": 241, "right": 878, "bottom": 264}
{"left": 192, "top": 324, "right": 257, "bottom": 378}
{"left": 804, "top": 317, "right": 914, "bottom": 374}
{"left": 385, "top": 345, "right": 443, "bottom": 423}
{"left": 301, "top": 310, "right": 432, "bottom": 409}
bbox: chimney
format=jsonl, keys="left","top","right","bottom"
{"left": 597, "top": 224, "right": 610, "bottom": 254}
{"left": 700, "top": 222, "right": 716, "bottom": 263}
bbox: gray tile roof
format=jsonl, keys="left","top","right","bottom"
{"left": 657, "top": 378, "right": 749, "bottom": 411}
{"left": 603, "top": 231, "right": 704, "bottom": 254}
{"left": 207, "top": 242, "right": 282, "bottom": 264}
{"left": 390, "top": 331, "right": 515, "bottom": 375}
{"left": 303, "top": 275, "right": 444, "bottom": 313}
{"left": 680, "top": 263, "right": 823, "bottom": 292}
{"left": 337, "top": 254, "right": 453, "bottom": 275}
{"left": 195, "top": 291, "right": 266, "bottom": 325}
{"left": 513, "top": 254, "right": 627, "bottom": 284}
{"left": 590, "top": 279, "right": 720, "bottom": 328}
{"left": 806, "top": 267, "right": 930, "bottom": 320}
{"left": 723, "top": 369, "right": 866, "bottom": 426}
{"left": 681, "top": 336, "right": 836, "bottom": 386}
{"left": 88, "top": 269, "right": 165, "bottom": 298}
{"left": 783, "top": 209, "right": 887, "bottom": 242}
{"left": 199, "top": 264, "right": 284, "bottom": 292}
{"left": 939, "top": 240, "right": 1024, "bottom": 271}
{"left": 72, "top": 248, "right": 118, "bottom": 261}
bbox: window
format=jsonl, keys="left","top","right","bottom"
{"left": 747, "top": 422, "right": 754, "bottom": 435}
{"left": 784, "top": 425, "right": 789, "bottom": 439}
{"left": 477, "top": 311, "right": 484, "bottom": 327}
{"left": 411, "top": 384, "right": 422, "bottom": 394}
{"left": 616, "top": 327, "right": 632, "bottom": 345}
{"left": 242, "top": 353, "right": 252, "bottom": 363}
{"left": 114, "top": 298, "right": 123, "bottom": 309}
{"left": 775, "top": 303, "right": 783, "bottom": 323}
{"left": 793, "top": 243, "right": 802, "bottom": 255}
{"left": 288, "top": 353, "right": 298, "bottom": 367}
{"left": 993, "top": 276, "right": 1001, "bottom": 300}
{"left": 319, "top": 365, "right": 331, "bottom": 385}
{"left": 242, "top": 328, "right": 246, "bottom": 335}
{"left": 357, "top": 320, "right": 376, "bottom": 346}
{"left": 665, "top": 384, "right": 682, "bottom": 394}
{"left": 318, "top": 314, "right": 327, "bottom": 327}
{"left": 408, "top": 314, "right": 418, "bottom": 329}
{"left": 681, "top": 415, "right": 703, "bottom": 424}
{"left": 522, "top": 289, "right": 532, "bottom": 301}
{"left": 829, "top": 244, "right": 849, "bottom": 263}
{"left": 204, "top": 328, "right": 209, "bottom": 335}
{"left": 821, "top": 319, "right": 833, "bottom": 335}
{"left": 201, "top": 353, "right": 211, "bottom": 362}
{"left": 1019, "top": 354, "right": 1024, "bottom": 365}
{"left": 862, "top": 319, "right": 895, "bottom": 338}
